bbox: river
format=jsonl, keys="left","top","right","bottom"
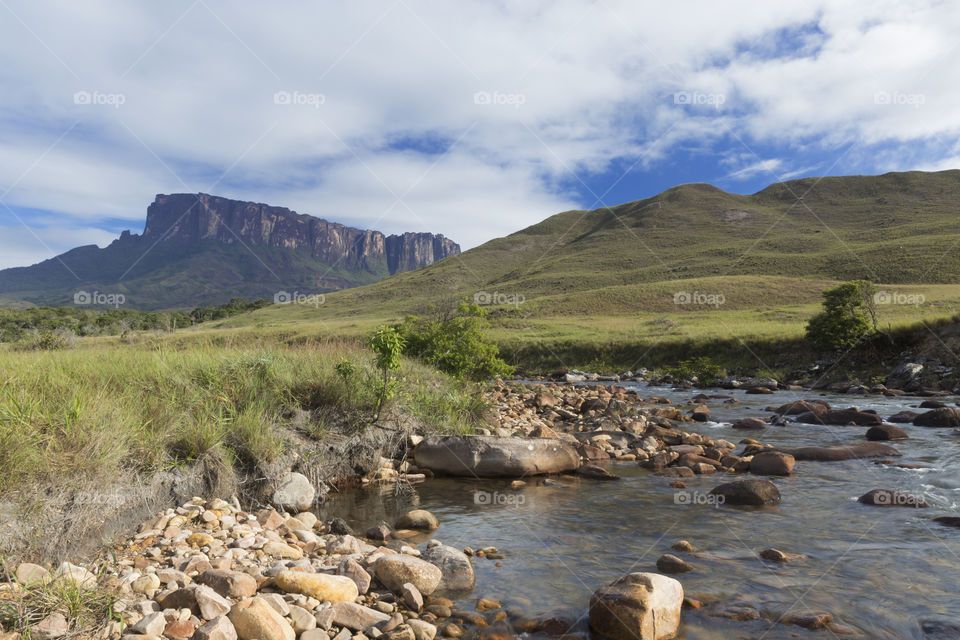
{"left": 316, "top": 383, "right": 960, "bottom": 639}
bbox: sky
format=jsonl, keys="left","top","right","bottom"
{"left": 1, "top": 0, "right": 959, "bottom": 269}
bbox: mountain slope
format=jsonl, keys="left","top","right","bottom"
{"left": 0, "top": 194, "right": 460, "bottom": 310}
{"left": 238, "top": 169, "right": 960, "bottom": 324}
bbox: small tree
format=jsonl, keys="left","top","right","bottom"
{"left": 369, "top": 326, "right": 405, "bottom": 422}
{"left": 395, "top": 302, "right": 513, "bottom": 380}
{"left": 806, "top": 280, "right": 876, "bottom": 351}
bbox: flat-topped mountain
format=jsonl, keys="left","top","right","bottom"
{"left": 0, "top": 194, "right": 460, "bottom": 310}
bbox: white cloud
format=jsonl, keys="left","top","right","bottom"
{"left": 0, "top": 0, "right": 958, "bottom": 270}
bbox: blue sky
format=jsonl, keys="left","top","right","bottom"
{"left": 1, "top": 0, "right": 958, "bottom": 269}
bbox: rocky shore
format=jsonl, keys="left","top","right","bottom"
{"left": 6, "top": 375, "right": 959, "bottom": 640}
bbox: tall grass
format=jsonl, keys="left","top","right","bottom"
{"left": 0, "top": 334, "right": 487, "bottom": 494}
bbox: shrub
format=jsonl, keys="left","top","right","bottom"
{"left": 394, "top": 302, "right": 514, "bottom": 380}
{"left": 806, "top": 280, "right": 876, "bottom": 351}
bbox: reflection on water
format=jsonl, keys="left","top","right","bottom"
{"left": 315, "top": 384, "right": 960, "bottom": 639}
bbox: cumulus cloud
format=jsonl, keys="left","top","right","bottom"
{"left": 0, "top": 0, "right": 958, "bottom": 268}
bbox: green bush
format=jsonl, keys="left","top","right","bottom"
{"left": 668, "top": 356, "right": 724, "bottom": 384}
{"left": 806, "top": 280, "right": 876, "bottom": 351}
{"left": 395, "top": 302, "right": 514, "bottom": 380}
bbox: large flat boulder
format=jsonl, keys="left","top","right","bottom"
{"left": 789, "top": 442, "right": 900, "bottom": 461}
{"left": 793, "top": 407, "right": 882, "bottom": 426}
{"left": 413, "top": 435, "right": 580, "bottom": 477}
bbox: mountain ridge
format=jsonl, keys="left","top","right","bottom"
{"left": 0, "top": 193, "right": 460, "bottom": 310}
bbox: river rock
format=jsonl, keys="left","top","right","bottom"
{"left": 888, "top": 410, "right": 919, "bottom": 423}
{"left": 331, "top": 602, "right": 390, "bottom": 631}
{"left": 402, "top": 583, "right": 424, "bottom": 611}
{"left": 328, "top": 517, "right": 353, "bottom": 535}
{"left": 790, "top": 442, "right": 900, "bottom": 460}
{"left": 229, "top": 597, "right": 295, "bottom": 640}
{"left": 195, "top": 617, "right": 238, "bottom": 640}
{"left": 589, "top": 572, "right": 683, "bottom": 640}
{"left": 578, "top": 464, "right": 622, "bottom": 480}
{"left": 709, "top": 479, "right": 781, "bottom": 506}
{"left": 420, "top": 544, "right": 475, "bottom": 592}
{"left": 656, "top": 554, "right": 693, "bottom": 574}
{"left": 272, "top": 472, "right": 316, "bottom": 512}
{"left": 774, "top": 400, "right": 829, "bottom": 416}
{"left": 913, "top": 407, "right": 960, "bottom": 428}
{"left": 197, "top": 570, "right": 258, "bottom": 599}
{"left": 340, "top": 557, "right": 372, "bottom": 594}
{"left": 413, "top": 435, "right": 580, "bottom": 477}
{"left": 274, "top": 571, "right": 359, "bottom": 603}
{"left": 406, "top": 619, "right": 437, "bottom": 640}
{"left": 866, "top": 424, "right": 909, "bottom": 440}
{"left": 782, "top": 611, "right": 833, "bottom": 629}
{"left": 857, "top": 489, "right": 929, "bottom": 508}
{"left": 395, "top": 510, "right": 439, "bottom": 531}
{"left": 730, "top": 418, "right": 766, "bottom": 430}
{"left": 375, "top": 555, "right": 443, "bottom": 595}
{"left": 933, "top": 517, "right": 960, "bottom": 529}
{"left": 795, "top": 407, "right": 882, "bottom": 426}
{"left": 749, "top": 451, "right": 795, "bottom": 476}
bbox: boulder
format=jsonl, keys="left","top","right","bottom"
{"left": 865, "top": 425, "right": 909, "bottom": 441}
{"left": 730, "top": 418, "right": 766, "bottom": 430}
{"left": 420, "top": 544, "right": 475, "bottom": 592}
{"left": 274, "top": 571, "right": 359, "bottom": 603}
{"left": 749, "top": 451, "right": 795, "bottom": 476}
{"left": 709, "top": 479, "right": 781, "bottom": 506}
{"left": 589, "top": 572, "right": 683, "bottom": 640}
{"left": 272, "top": 472, "right": 316, "bottom": 512}
{"left": 413, "top": 435, "right": 580, "bottom": 477}
{"left": 406, "top": 619, "right": 437, "bottom": 640}
{"left": 375, "top": 555, "right": 443, "bottom": 595}
{"left": 913, "top": 407, "right": 960, "bottom": 428}
{"left": 790, "top": 442, "right": 901, "bottom": 461}
{"left": 794, "top": 408, "right": 882, "bottom": 426}
{"left": 774, "top": 400, "right": 829, "bottom": 416}
{"left": 857, "top": 489, "right": 929, "bottom": 508}
{"left": 887, "top": 410, "right": 919, "bottom": 423}
{"left": 229, "top": 598, "right": 295, "bottom": 640}
{"left": 395, "top": 510, "right": 439, "bottom": 531}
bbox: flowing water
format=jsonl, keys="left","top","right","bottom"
{"left": 316, "top": 384, "right": 960, "bottom": 639}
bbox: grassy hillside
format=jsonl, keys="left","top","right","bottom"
{"left": 204, "top": 170, "right": 960, "bottom": 371}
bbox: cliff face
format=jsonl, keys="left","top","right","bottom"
{"left": 141, "top": 193, "right": 459, "bottom": 274}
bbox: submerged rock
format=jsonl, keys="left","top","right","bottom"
{"left": 413, "top": 435, "right": 580, "bottom": 477}
{"left": 709, "top": 479, "right": 781, "bottom": 506}
{"left": 858, "top": 489, "right": 929, "bottom": 508}
{"left": 790, "top": 442, "right": 901, "bottom": 461}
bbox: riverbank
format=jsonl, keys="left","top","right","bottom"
{"left": 0, "top": 335, "right": 488, "bottom": 563}
{"left": 5, "top": 377, "right": 960, "bottom": 639}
